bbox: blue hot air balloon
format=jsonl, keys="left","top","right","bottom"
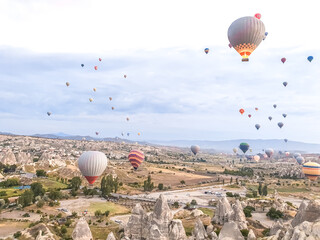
{"left": 307, "top": 56, "right": 313, "bottom": 62}
{"left": 204, "top": 48, "right": 209, "bottom": 54}
{"left": 81, "top": 64, "right": 84, "bottom": 67}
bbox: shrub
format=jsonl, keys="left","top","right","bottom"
{"left": 22, "top": 213, "right": 30, "bottom": 217}
{"left": 105, "top": 210, "right": 110, "bottom": 217}
{"left": 158, "top": 183, "right": 164, "bottom": 190}
{"left": 36, "top": 200, "right": 45, "bottom": 208}
{"left": 95, "top": 210, "right": 102, "bottom": 217}
{"left": 226, "top": 192, "right": 234, "bottom": 197}
{"left": 240, "top": 229, "right": 249, "bottom": 237}
{"left": 13, "top": 231, "right": 22, "bottom": 238}
{"left": 266, "top": 207, "right": 283, "bottom": 219}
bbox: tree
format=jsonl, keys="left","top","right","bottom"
{"left": 236, "top": 178, "right": 239, "bottom": 185}
{"left": 180, "top": 180, "right": 185, "bottom": 185}
{"left": 252, "top": 190, "right": 258, "bottom": 198}
{"left": 262, "top": 185, "right": 268, "bottom": 196}
{"left": 36, "top": 170, "right": 47, "bottom": 177}
{"left": 266, "top": 207, "right": 283, "bottom": 219}
{"left": 70, "top": 188, "right": 77, "bottom": 197}
{"left": 95, "top": 210, "right": 102, "bottom": 217}
{"left": 143, "top": 175, "right": 154, "bottom": 192}
{"left": 70, "top": 177, "right": 82, "bottom": 191}
{"left": 258, "top": 182, "right": 262, "bottom": 196}
{"left": 105, "top": 210, "right": 110, "bottom": 217}
{"left": 158, "top": 183, "right": 164, "bottom": 190}
{"left": 230, "top": 177, "right": 233, "bottom": 184}
{"left": 222, "top": 179, "right": 225, "bottom": 185}
{"left": 36, "top": 200, "right": 45, "bottom": 208}
{"left": 173, "top": 202, "right": 179, "bottom": 208}
{"left": 48, "top": 189, "right": 62, "bottom": 200}
{"left": 31, "top": 182, "right": 45, "bottom": 198}
{"left": 18, "top": 190, "right": 34, "bottom": 207}
{"left": 191, "top": 199, "right": 197, "bottom": 205}
{"left": 60, "top": 226, "right": 67, "bottom": 234}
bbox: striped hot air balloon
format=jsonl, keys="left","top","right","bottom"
{"left": 302, "top": 162, "right": 320, "bottom": 181}
{"left": 128, "top": 150, "right": 144, "bottom": 170}
{"left": 78, "top": 151, "right": 108, "bottom": 185}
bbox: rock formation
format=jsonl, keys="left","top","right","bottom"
{"left": 291, "top": 200, "right": 320, "bottom": 227}
{"left": 231, "top": 200, "right": 248, "bottom": 229}
{"left": 218, "top": 222, "right": 244, "bottom": 240}
{"left": 191, "top": 209, "right": 204, "bottom": 217}
{"left": 247, "top": 229, "right": 256, "bottom": 240}
{"left": 21, "top": 223, "right": 55, "bottom": 240}
{"left": 72, "top": 217, "right": 93, "bottom": 240}
{"left": 206, "top": 224, "right": 218, "bottom": 240}
{"left": 272, "top": 190, "right": 288, "bottom": 212}
{"left": 192, "top": 218, "right": 208, "bottom": 240}
{"left": 1, "top": 149, "right": 17, "bottom": 165}
{"left": 106, "top": 232, "right": 116, "bottom": 240}
{"left": 16, "top": 151, "right": 32, "bottom": 164}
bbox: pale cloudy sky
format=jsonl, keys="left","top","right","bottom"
{"left": 1, "top": 0, "right": 320, "bottom": 143}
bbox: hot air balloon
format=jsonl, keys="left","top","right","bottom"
{"left": 296, "top": 156, "right": 305, "bottom": 165}
{"left": 128, "top": 150, "right": 145, "bottom": 170}
{"left": 99, "top": 58, "right": 102, "bottom": 61}
{"left": 78, "top": 151, "right": 108, "bottom": 185}
{"left": 239, "top": 143, "right": 250, "bottom": 154}
{"left": 294, "top": 153, "right": 301, "bottom": 159}
{"left": 228, "top": 15, "right": 265, "bottom": 62}
{"left": 281, "top": 58, "right": 286, "bottom": 64}
{"left": 138, "top": 132, "right": 141, "bottom": 136}
{"left": 126, "top": 117, "right": 129, "bottom": 121}
{"left": 66, "top": 82, "right": 70, "bottom": 87}
{"left": 204, "top": 48, "right": 209, "bottom": 54}
{"left": 302, "top": 162, "right": 320, "bottom": 181}
{"left": 283, "top": 82, "right": 288, "bottom": 87}
{"left": 95, "top": 132, "right": 99, "bottom": 135}
{"left": 249, "top": 148, "right": 253, "bottom": 152}
{"left": 93, "top": 88, "right": 96, "bottom": 92}
{"left": 191, "top": 145, "right": 200, "bottom": 155}
{"left": 239, "top": 109, "right": 245, "bottom": 115}
{"left": 282, "top": 113, "right": 287, "bottom": 118}
{"left": 284, "top": 139, "right": 288, "bottom": 143}
{"left": 89, "top": 98, "right": 93, "bottom": 102}
{"left": 228, "top": 43, "right": 232, "bottom": 48}
{"left": 253, "top": 155, "right": 260, "bottom": 162}
{"left": 278, "top": 122, "right": 284, "bottom": 128}
{"left": 47, "top": 112, "right": 51, "bottom": 116}
{"left": 263, "top": 32, "right": 268, "bottom": 40}
{"left": 121, "top": 132, "right": 124, "bottom": 136}
{"left": 124, "top": 75, "right": 127, "bottom": 78}
{"left": 255, "top": 107, "right": 259, "bottom": 111}
{"left": 81, "top": 64, "right": 84, "bottom": 67}
{"left": 265, "top": 148, "right": 274, "bottom": 158}
{"left": 248, "top": 114, "right": 252, "bottom": 118}
{"left": 268, "top": 116, "right": 272, "bottom": 121}
{"left": 285, "top": 152, "right": 290, "bottom": 156}
{"left": 255, "top": 124, "right": 261, "bottom": 130}
{"left": 111, "top": 107, "right": 115, "bottom": 110}
{"left": 254, "top": 13, "right": 261, "bottom": 19}
{"left": 307, "top": 56, "right": 313, "bottom": 62}
{"left": 273, "top": 104, "right": 277, "bottom": 108}
{"left": 94, "top": 66, "right": 98, "bottom": 70}
{"left": 109, "top": 97, "right": 112, "bottom": 101}
{"left": 127, "top": 133, "right": 130, "bottom": 136}
{"left": 233, "top": 148, "right": 238, "bottom": 154}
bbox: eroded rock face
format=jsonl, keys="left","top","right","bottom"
{"left": 212, "top": 197, "right": 233, "bottom": 225}
{"left": 168, "top": 219, "right": 187, "bottom": 240}
{"left": 16, "top": 152, "right": 32, "bottom": 164}
{"left": 218, "top": 222, "right": 244, "bottom": 240}
{"left": 21, "top": 223, "right": 55, "bottom": 240}
{"left": 1, "top": 149, "right": 17, "bottom": 165}
{"left": 72, "top": 217, "right": 93, "bottom": 240}
{"left": 125, "top": 203, "right": 148, "bottom": 239}
{"left": 106, "top": 232, "right": 116, "bottom": 240}
{"left": 231, "top": 200, "right": 248, "bottom": 230}
{"left": 291, "top": 200, "right": 320, "bottom": 227}
{"left": 192, "top": 218, "right": 208, "bottom": 240}
{"left": 247, "top": 229, "right": 256, "bottom": 240}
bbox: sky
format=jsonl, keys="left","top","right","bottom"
{"left": 1, "top": 0, "right": 320, "bottom": 143}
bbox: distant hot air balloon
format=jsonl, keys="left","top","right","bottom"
{"left": 81, "top": 64, "right": 84, "bottom": 67}
{"left": 294, "top": 153, "right": 302, "bottom": 159}
{"left": 302, "top": 162, "right": 320, "bottom": 181}
{"left": 249, "top": 148, "right": 253, "bottom": 152}
{"left": 253, "top": 155, "right": 260, "bottom": 162}
{"left": 204, "top": 48, "right": 209, "bottom": 54}
{"left": 284, "top": 139, "right": 288, "bottom": 143}
{"left": 263, "top": 32, "right": 268, "bottom": 40}
{"left": 254, "top": 13, "right": 261, "bottom": 19}
{"left": 239, "top": 109, "right": 245, "bottom": 115}
{"left": 265, "top": 148, "right": 274, "bottom": 158}
{"left": 307, "top": 56, "right": 313, "bottom": 62}
{"left": 191, "top": 145, "right": 200, "bottom": 155}
{"left": 47, "top": 112, "right": 51, "bottom": 116}
{"left": 99, "top": 58, "right": 102, "bottom": 61}
{"left": 228, "top": 16, "right": 265, "bottom": 61}
{"left": 255, "top": 124, "right": 261, "bottom": 130}
{"left": 285, "top": 152, "right": 290, "bottom": 156}
{"left": 128, "top": 150, "right": 145, "bottom": 170}
{"left": 109, "top": 97, "right": 112, "bottom": 101}
{"left": 89, "top": 98, "right": 93, "bottom": 102}
{"left": 93, "top": 88, "right": 96, "bottom": 92}
{"left": 296, "top": 156, "right": 305, "bottom": 165}
{"left": 94, "top": 66, "right": 98, "bottom": 70}
{"left": 126, "top": 117, "right": 129, "bottom": 121}
{"left": 233, "top": 148, "right": 238, "bottom": 154}
{"left": 78, "top": 151, "right": 108, "bottom": 185}
{"left": 281, "top": 58, "right": 286, "bottom": 64}
{"left": 268, "top": 116, "right": 272, "bottom": 121}
{"left": 248, "top": 114, "right": 252, "bottom": 118}
{"left": 228, "top": 43, "right": 232, "bottom": 48}
{"left": 282, "top": 113, "right": 287, "bottom": 118}
{"left": 273, "top": 104, "right": 277, "bottom": 108}
{"left": 127, "top": 133, "right": 130, "bottom": 136}
{"left": 95, "top": 132, "right": 99, "bottom": 135}
{"left": 255, "top": 107, "right": 259, "bottom": 111}
{"left": 66, "top": 82, "right": 70, "bottom": 87}
{"left": 121, "top": 132, "right": 124, "bottom": 136}
{"left": 124, "top": 75, "right": 127, "bottom": 78}
{"left": 278, "top": 122, "right": 284, "bottom": 128}
{"left": 111, "top": 107, "right": 115, "bottom": 110}
{"left": 283, "top": 82, "right": 288, "bottom": 87}
{"left": 239, "top": 143, "right": 250, "bottom": 154}
{"left": 138, "top": 132, "right": 141, "bottom": 136}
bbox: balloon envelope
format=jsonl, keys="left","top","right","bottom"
{"left": 81, "top": 64, "right": 84, "bottom": 67}
{"left": 296, "top": 156, "right": 305, "bottom": 165}
{"left": 239, "top": 143, "right": 250, "bottom": 154}
{"left": 204, "top": 48, "right": 209, "bottom": 54}
{"left": 302, "top": 162, "right": 320, "bottom": 181}
{"left": 94, "top": 66, "right": 98, "bottom": 70}
{"left": 265, "top": 148, "right": 274, "bottom": 158}
{"left": 128, "top": 150, "right": 144, "bottom": 170}
{"left": 283, "top": 82, "right": 288, "bottom": 87}
{"left": 284, "top": 139, "right": 288, "bottom": 143}
{"left": 239, "top": 109, "right": 245, "bottom": 114}
{"left": 47, "top": 112, "right": 51, "bottom": 116}
{"left": 228, "top": 43, "right": 232, "bottom": 48}
{"left": 278, "top": 122, "right": 284, "bottom": 128}
{"left": 255, "top": 124, "right": 260, "bottom": 130}
{"left": 268, "top": 116, "right": 272, "bottom": 121}
{"left": 78, "top": 151, "right": 108, "bottom": 184}
{"left": 248, "top": 114, "right": 251, "bottom": 118}
{"left": 233, "top": 148, "right": 238, "bottom": 153}
{"left": 254, "top": 13, "right": 261, "bottom": 19}
{"left": 307, "top": 56, "right": 313, "bottom": 62}
{"left": 66, "top": 82, "right": 70, "bottom": 87}
{"left": 273, "top": 104, "right": 277, "bottom": 108}
{"left": 191, "top": 145, "right": 200, "bottom": 155}
{"left": 281, "top": 58, "right": 286, "bottom": 63}
{"left": 253, "top": 155, "right": 260, "bottom": 162}
{"left": 89, "top": 98, "right": 93, "bottom": 102}
{"left": 282, "top": 113, "right": 287, "bottom": 118}
{"left": 228, "top": 16, "right": 265, "bottom": 61}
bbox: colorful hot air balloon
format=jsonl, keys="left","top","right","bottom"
{"left": 109, "top": 97, "right": 112, "bottom": 101}
{"left": 284, "top": 139, "right": 288, "bottom": 143}
{"left": 124, "top": 75, "right": 127, "bottom": 78}
{"left": 204, "top": 48, "right": 209, "bottom": 54}
{"left": 282, "top": 113, "right": 287, "bottom": 118}
{"left": 95, "top": 132, "right": 99, "bottom": 135}
{"left": 254, "top": 13, "right": 261, "bottom": 19}
{"left": 294, "top": 153, "right": 302, "bottom": 159}
{"left": 302, "top": 162, "right": 320, "bottom": 181}
{"left": 93, "top": 88, "right": 96, "bottom": 92}
{"left": 138, "top": 132, "right": 141, "bottom": 136}
{"left": 228, "top": 16, "right": 265, "bottom": 62}
{"left": 273, "top": 104, "right": 277, "bottom": 108}
{"left": 281, "top": 58, "right": 286, "bottom": 64}
{"left": 66, "top": 82, "right": 70, "bottom": 87}
{"left": 191, "top": 145, "right": 200, "bottom": 155}
{"left": 228, "top": 43, "right": 232, "bottom": 48}
{"left": 307, "top": 56, "right": 313, "bottom": 62}
{"left": 111, "top": 107, "right": 115, "bottom": 110}
{"left": 255, "top": 124, "right": 261, "bottom": 130}
{"left": 278, "top": 122, "right": 284, "bottom": 128}
{"left": 253, "top": 155, "right": 260, "bottom": 162}
{"left": 89, "top": 98, "right": 93, "bottom": 102}
{"left": 233, "top": 148, "right": 238, "bottom": 154}
{"left": 283, "top": 82, "right": 288, "bottom": 87}
{"left": 99, "top": 58, "right": 102, "bottom": 61}
{"left": 285, "top": 152, "right": 290, "bottom": 156}
{"left": 296, "top": 156, "right": 305, "bottom": 165}
{"left": 255, "top": 107, "right": 259, "bottom": 111}
{"left": 94, "top": 66, "right": 98, "bottom": 70}
{"left": 127, "top": 133, "right": 130, "bottom": 136}
{"left": 81, "top": 64, "right": 84, "bottom": 67}
{"left": 47, "top": 112, "right": 51, "bottom": 116}
{"left": 239, "top": 109, "right": 245, "bottom": 115}
{"left": 78, "top": 151, "right": 108, "bottom": 185}
{"left": 265, "top": 148, "right": 274, "bottom": 158}
{"left": 128, "top": 150, "right": 144, "bottom": 170}
{"left": 126, "top": 117, "right": 129, "bottom": 121}
{"left": 248, "top": 114, "right": 252, "bottom": 118}
{"left": 239, "top": 143, "right": 250, "bottom": 154}
{"left": 263, "top": 32, "right": 268, "bottom": 40}
{"left": 268, "top": 116, "right": 272, "bottom": 121}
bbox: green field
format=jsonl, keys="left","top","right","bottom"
{"left": 276, "top": 186, "right": 310, "bottom": 193}
{"left": 88, "top": 202, "right": 130, "bottom": 216}
{"left": 198, "top": 208, "right": 214, "bottom": 218}
{"left": 0, "top": 188, "right": 26, "bottom": 198}
{"left": 34, "top": 178, "right": 68, "bottom": 190}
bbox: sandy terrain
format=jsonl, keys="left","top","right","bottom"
{"left": 0, "top": 221, "right": 29, "bottom": 238}
{"left": 0, "top": 210, "right": 41, "bottom": 222}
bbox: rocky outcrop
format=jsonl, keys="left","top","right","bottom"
{"left": 192, "top": 218, "right": 208, "bottom": 240}
{"left": 1, "top": 149, "right": 17, "bottom": 165}
{"left": 16, "top": 152, "right": 32, "bottom": 164}
{"left": 106, "top": 232, "right": 116, "bottom": 240}
{"left": 218, "top": 222, "right": 244, "bottom": 240}
{"left": 231, "top": 200, "right": 248, "bottom": 229}
{"left": 247, "top": 229, "right": 256, "bottom": 240}
{"left": 21, "top": 223, "right": 55, "bottom": 240}
{"left": 272, "top": 190, "right": 288, "bottom": 212}
{"left": 206, "top": 224, "right": 218, "bottom": 240}
{"left": 72, "top": 217, "right": 93, "bottom": 240}
{"left": 291, "top": 200, "right": 320, "bottom": 227}
{"left": 191, "top": 209, "right": 204, "bottom": 217}
{"left": 124, "top": 194, "right": 187, "bottom": 240}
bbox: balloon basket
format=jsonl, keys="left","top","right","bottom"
{"left": 242, "top": 58, "right": 249, "bottom": 62}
